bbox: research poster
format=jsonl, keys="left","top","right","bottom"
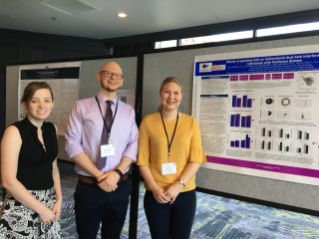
{"left": 193, "top": 45, "right": 319, "bottom": 185}
{"left": 19, "top": 62, "right": 81, "bottom": 135}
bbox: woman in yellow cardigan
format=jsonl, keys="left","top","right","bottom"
{"left": 137, "top": 77, "right": 206, "bottom": 239}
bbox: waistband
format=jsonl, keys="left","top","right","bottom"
{"left": 78, "top": 173, "right": 128, "bottom": 185}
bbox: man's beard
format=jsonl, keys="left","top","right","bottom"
{"left": 101, "top": 82, "right": 117, "bottom": 92}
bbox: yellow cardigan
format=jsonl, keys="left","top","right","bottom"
{"left": 137, "top": 112, "right": 206, "bottom": 192}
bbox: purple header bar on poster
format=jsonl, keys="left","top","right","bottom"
{"left": 272, "top": 73, "right": 282, "bottom": 79}
{"left": 240, "top": 75, "right": 248, "bottom": 81}
{"left": 230, "top": 75, "right": 238, "bottom": 81}
{"left": 265, "top": 74, "right": 271, "bottom": 80}
{"left": 284, "top": 73, "right": 294, "bottom": 79}
{"left": 195, "top": 52, "right": 319, "bottom": 76}
{"left": 250, "top": 74, "right": 264, "bottom": 80}
{"left": 206, "top": 156, "right": 319, "bottom": 178}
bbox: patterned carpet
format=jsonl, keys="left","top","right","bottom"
{"left": 1, "top": 175, "right": 319, "bottom": 238}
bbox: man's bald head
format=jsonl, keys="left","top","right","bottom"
{"left": 100, "top": 62, "right": 123, "bottom": 75}
{"left": 97, "top": 61, "right": 124, "bottom": 94}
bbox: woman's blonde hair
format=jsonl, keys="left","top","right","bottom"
{"left": 157, "top": 77, "right": 183, "bottom": 112}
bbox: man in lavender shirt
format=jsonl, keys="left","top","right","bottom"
{"left": 65, "top": 62, "right": 138, "bottom": 238}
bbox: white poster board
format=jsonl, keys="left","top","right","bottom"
{"left": 193, "top": 45, "right": 319, "bottom": 186}
{"left": 19, "top": 62, "right": 81, "bottom": 135}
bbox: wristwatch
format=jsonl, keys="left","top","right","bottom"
{"left": 114, "top": 168, "right": 123, "bottom": 180}
{"left": 178, "top": 179, "right": 185, "bottom": 187}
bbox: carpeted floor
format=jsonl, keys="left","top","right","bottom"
{"left": 1, "top": 175, "right": 319, "bottom": 238}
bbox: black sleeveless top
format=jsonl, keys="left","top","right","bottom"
{"left": 12, "top": 117, "right": 58, "bottom": 190}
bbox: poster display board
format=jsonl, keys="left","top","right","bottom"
{"left": 19, "top": 62, "right": 81, "bottom": 135}
{"left": 193, "top": 45, "right": 319, "bottom": 185}
{"left": 117, "top": 89, "right": 136, "bottom": 108}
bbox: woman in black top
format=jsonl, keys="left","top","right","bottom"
{"left": 0, "top": 82, "right": 62, "bottom": 238}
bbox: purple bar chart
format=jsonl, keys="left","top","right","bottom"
{"left": 232, "top": 95, "right": 252, "bottom": 108}
{"left": 230, "top": 134, "right": 250, "bottom": 149}
{"left": 230, "top": 114, "right": 240, "bottom": 127}
{"left": 230, "top": 114, "right": 251, "bottom": 128}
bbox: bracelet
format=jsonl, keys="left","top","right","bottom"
{"left": 114, "top": 168, "right": 123, "bottom": 179}
{"left": 178, "top": 179, "right": 186, "bottom": 187}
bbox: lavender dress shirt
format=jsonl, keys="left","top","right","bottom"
{"left": 65, "top": 92, "right": 138, "bottom": 176}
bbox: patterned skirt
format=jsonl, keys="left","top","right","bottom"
{"left": 0, "top": 187, "right": 62, "bottom": 239}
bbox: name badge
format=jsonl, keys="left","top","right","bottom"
{"left": 162, "top": 162, "right": 177, "bottom": 175}
{"left": 101, "top": 144, "right": 115, "bottom": 157}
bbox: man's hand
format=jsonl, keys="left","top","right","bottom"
{"left": 95, "top": 171, "right": 107, "bottom": 183}
{"left": 97, "top": 171, "right": 120, "bottom": 192}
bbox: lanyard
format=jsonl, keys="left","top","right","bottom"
{"left": 160, "top": 111, "right": 179, "bottom": 162}
{"left": 95, "top": 96, "right": 118, "bottom": 143}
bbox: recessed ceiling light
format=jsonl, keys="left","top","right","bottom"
{"left": 118, "top": 13, "right": 127, "bottom": 18}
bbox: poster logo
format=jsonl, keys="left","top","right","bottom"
{"left": 199, "top": 62, "right": 212, "bottom": 72}
{"left": 212, "top": 65, "right": 226, "bottom": 71}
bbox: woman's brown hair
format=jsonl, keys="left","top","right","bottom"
{"left": 21, "top": 81, "right": 54, "bottom": 108}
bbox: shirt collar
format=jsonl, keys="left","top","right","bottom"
{"left": 96, "top": 92, "right": 118, "bottom": 105}
{"left": 24, "top": 116, "right": 45, "bottom": 131}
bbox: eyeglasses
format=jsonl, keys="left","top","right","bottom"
{"left": 100, "top": 71, "right": 124, "bottom": 79}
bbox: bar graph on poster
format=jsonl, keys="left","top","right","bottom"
{"left": 192, "top": 45, "right": 319, "bottom": 185}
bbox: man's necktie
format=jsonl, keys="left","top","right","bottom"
{"left": 97, "top": 100, "right": 113, "bottom": 170}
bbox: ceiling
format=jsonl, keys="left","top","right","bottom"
{"left": 1, "top": 0, "right": 319, "bottom": 40}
